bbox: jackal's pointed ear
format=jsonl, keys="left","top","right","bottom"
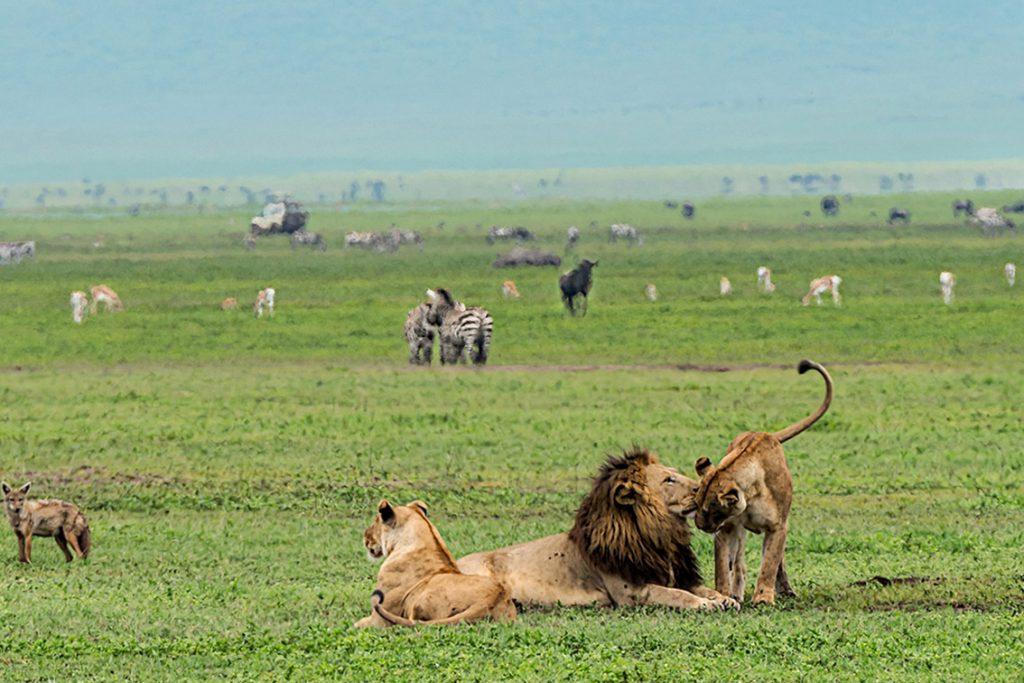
{"left": 695, "top": 457, "right": 713, "bottom": 476}
{"left": 19, "top": 482, "right": 30, "bottom": 494}
{"left": 377, "top": 499, "right": 395, "bottom": 524}
{"left": 613, "top": 482, "right": 639, "bottom": 507}
{"left": 1, "top": 482, "right": 10, "bottom": 495}
{"left": 411, "top": 500, "right": 429, "bottom": 517}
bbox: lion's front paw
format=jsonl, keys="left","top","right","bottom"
{"left": 752, "top": 590, "right": 776, "bottom": 606}
{"left": 718, "top": 595, "right": 741, "bottom": 611}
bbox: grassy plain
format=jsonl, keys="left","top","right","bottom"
{"left": 0, "top": 193, "right": 1022, "bottom": 681}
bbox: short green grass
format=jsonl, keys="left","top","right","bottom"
{"left": 1, "top": 193, "right": 1022, "bottom": 681}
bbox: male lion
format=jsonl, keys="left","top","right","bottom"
{"left": 693, "top": 359, "right": 833, "bottom": 606}
{"left": 457, "top": 448, "right": 738, "bottom": 611}
{"left": 355, "top": 499, "right": 517, "bottom": 628}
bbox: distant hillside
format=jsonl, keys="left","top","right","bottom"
{"left": 2, "top": 161, "right": 1023, "bottom": 210}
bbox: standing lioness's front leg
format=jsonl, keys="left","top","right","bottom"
{"left": 753, "top": 527, "right": 787, "bottom": 606}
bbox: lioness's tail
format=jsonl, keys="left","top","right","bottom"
{"left": 370, "top": 589, "right": 511, "bottom": 627}
{"left": 772, "top": 359, "right": 833, "bottom": 443}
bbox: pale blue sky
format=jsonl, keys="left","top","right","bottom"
{"left": 1, "top": 1, "right": 1021, "bottom": 181}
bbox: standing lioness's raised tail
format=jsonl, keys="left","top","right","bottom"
{"left": 693, "top": 359, "right": 832, "bottom": 606}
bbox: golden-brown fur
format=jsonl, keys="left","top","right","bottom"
{"left": 3, "top": 481, "right": 91, "bottom": 563}
{"left": 457, "top": 448, "right": 738, "bottom": 611}
{"left": 355, "top": 499, "right": 517, "bottom": 628}
{"left": 693, "top": 360, "right": 833, "bottom": 605}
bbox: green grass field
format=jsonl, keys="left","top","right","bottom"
{"left": 1, "top": 193, "right": 1022, "bottom": 681}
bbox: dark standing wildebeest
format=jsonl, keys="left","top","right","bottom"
{"left": 559, "top": 259, "right": 598, "bottom": 316}
{"left": 682, "top": 201, "right": 695, "bottom": 219}
{"left": 821, "top": 195, "right": 839, "bottom": 216}
{"left": 887, "top": 208, "right": 911, "bottom": 225}
{"left": 952, "top": 199, "right": 974, "bottom": 218}
{"left": 1001, "top": 201, "right": 1024, "bottom": 213}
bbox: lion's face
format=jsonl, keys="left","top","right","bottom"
{"left": 693, "top": 457, "right": 747, "bottom": 533}
{"left": 362, "top": 499, "right": 430, "bottom": 561}
{"left": 646, "top": 463, "right": 699, "bottom": 518}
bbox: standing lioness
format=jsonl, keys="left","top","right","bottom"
{"left": 693, "top": 360, "right": 832, "bottom": 606}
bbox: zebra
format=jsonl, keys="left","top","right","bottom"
{"left": 290, "top": 230, "right": 327, "bottom": 251}
{"left": 0, "top": 241, "right": 35, "bottom": 265}
{"left": 404, "top": 302, "right": 435, "bottom": 365}
{"left": 565, "top": 226, "right": 580, "bottom": 253}
{"left": 345, "top": 231, "right": 399, "bottom": 252}
{"left": 608, "top": 223, "right": 642, "bottom": 245}
{"left": 486, "top": 226, "right": 535, "bottom": 244}
{"left": 390, "top": 229, "right": 423, "bottom": 249}
{"left": 426, "top": 288, "right": 493, "bottom": 365}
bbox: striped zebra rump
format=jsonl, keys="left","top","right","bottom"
{"left": 440, "top": 307, "right": 493, "bottom": 365}
{"left": 404, "top": 303, "right": 434, "bottom": 365}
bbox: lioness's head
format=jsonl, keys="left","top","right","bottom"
{"left": 2, "top": 481, "right": 30, "bottom": 516}
{"left": 362, "top": 499, "right": 430, "bottom": 561}
{"left": 692, "top": 456, "right": 747, "bottom": 533}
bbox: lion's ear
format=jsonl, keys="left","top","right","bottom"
{"left": 411, "top": 500, "right": 429, "bottom": 517}
{"left": 377, "top": 499, "right": 395, "bottom": 524}
{"left": 613, "top": 482, "right": 639, "bottom": 507}
{"left": 718, "top": 487, "right": 741, "bottom": 506}
{"left": 694, "top": 457, "right": 712, "bottom": 476}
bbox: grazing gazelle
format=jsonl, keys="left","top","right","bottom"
{"left": 801, "top": 275, "right": 842, "bottom": 306}
{"left": 939, "top": 271, "right": 956, "bottom": 305}
{"left": 70, "top": 291, "right": 88, "bottom": 323}
{"left": 756, "top": 266, "right": 776, "bottom": 294}
{"left": 645, "top": 283, "right": 658, "bottom": 302}
{"left": 1005, "top": 263, "right": 1016, "bottom": 287}
{"left": 90, "top": 285, "right": 123, "bottom": 313}
{"left": 254, "top": 288, "right": 275, "bottom": 318}
{"left": 501, "top": 280, "right": 521, "bottom": 299}
{"left": 221, "top": 297, "right": 238, "bottom": 311}
{"left": 720, "top": 277, "right": 733, "bottom": 296}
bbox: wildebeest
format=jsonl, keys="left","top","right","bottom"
{"left": 821, "top": 195, "right": 839, "bottom": 216}
{"left": 663, "top": 200, "right": 679, "bottom": 209}
{"left": 493, "top": 247, "right": 561, "bottom": 268}
{"left": 559, "top": 259, "right": 597, "bottom": 316}
{"left": 486, "top": 226, "right": 535, "bottom": 244}
{"left": 682, "top": 201, "right": 695, "bottom": 219}
{"left": 887, "top": 208, "right": 911, "bottom": 225}
{"left": 1001, "top": 201, "right": 1024, "bottom": 213}
{"left": 952, "top": 199, "right": 975, "bottom": 218}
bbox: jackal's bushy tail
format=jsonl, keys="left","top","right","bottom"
{"left": 78, "top": 517, "right": 92, "bottom": 559}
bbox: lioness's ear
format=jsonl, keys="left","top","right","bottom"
{"left": 718, "top": 487, "right": 740, "bottom": 505}
{"left": 613, "top": 482, "right": 638, "bottom": 507}
{"left": 1, "top": 482, "right": 10, "bottom": 495}
{"left": 377, "top": 499, "right": 395, "bottom": 524}
{"left": 411, "top": 500, "right": 429, "bottom": 517}
{"left": 19, "top": 482, "right": 30, "bottom": 494}
{"left": 695, "top": 457, "right": 712, "bottom": 476}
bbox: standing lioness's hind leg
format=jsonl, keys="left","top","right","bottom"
{"left": 776, "top": 560, "right": 796, "bottom": 598}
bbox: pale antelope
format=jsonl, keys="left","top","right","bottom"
{"left": 645, "top": 283, "right": 658, "bottom": 302}
{"left": 1005, "top": 263, "right": 1016, "bottom": 287}
{"left": 756, "top": 266, "right": 776, "bottom": 294}
{"left": 801, "top": 275, "right": 842, "bottom": 306}
{"left": 720, "top": 277, "right": 733, "bottom": 296}
{"left": 254, "top": 288, "right": 275, "bottom": 318}
{"left": 221, "top": 297, "right": 238, "bottom": 311}
{"left": 70, "top": 291, "right": 88, "bottom": 324}
{"left": 502, "top": 280, "right": 521, "bottom": 299}
{"left": 90, "top": 285, "right": 123, "bottom": 313}
{"left": 939, "top": 271, "right": 956, "bottom": 305}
